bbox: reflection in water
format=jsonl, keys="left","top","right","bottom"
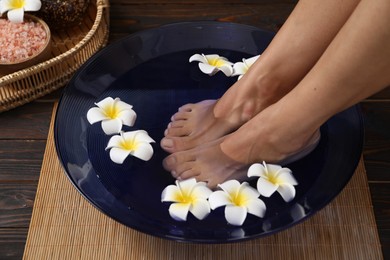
{"left": 230, "top": 227, "right": 245, "bottom": 239}
{"left": 262, "top": 203, "right": 306, "bottom": 232}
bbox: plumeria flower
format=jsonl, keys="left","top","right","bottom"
{"left": 105, "top": 130, "right": 155, "bottom": 163}
{"left": 87, "top": 97, "right": 137, "bottom": 135}
{"left": 232, "top": 55, "right": 260, "bottom": 80}
{"left": 0, "top": 0, "right": 41, "bottom": 23}
{"left": 161, "top": 178, "right": 212, "bottom": 221}
{"left": 208, "top": 180, "right": 266, "bottom": 226}
{"left": 189, "top": 53, "right": 234, "bottom": 76}
{"left": 247, "top": 161, "right": 298, "bottom": 202}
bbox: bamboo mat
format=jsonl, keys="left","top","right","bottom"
{"left": 23, "top": 104, "right": 383, "bottom": 260}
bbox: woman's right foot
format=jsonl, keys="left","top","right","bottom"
{"left": 160, "top": 67, "right": 289, "bottom": 153}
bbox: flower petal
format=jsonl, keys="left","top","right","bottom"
{"left": 256, "top": 177, "right": 278, "bottom": 197}
{"left": 243, "top": 55, "right": 260, "bottom": 67}
{"left": 87, "top": 107, "right": 109, "bottom": 124}
{"left": 247, "top": 163, "right": 265, "bottom": 178}
{"left": 106, "top": 135, "right": 123, "bottom": 150}
{"left": 0, "top": 0, "right": 12, "bottom": 14}
{"left": 208, "top": 190, "right": 232, "bottom": 210}
{"left": 232, "top": 62, "right": 247, "bottom": 76}
{"left": 176, "top": 178, "right": 197, "bottom": 195}
{"left": 265, "top": 163, "right": 282, "bottom": 175}
{"left": 161, "top": 185, "right": 181, "bottom": 202}
{"left": 189, "top": 199, "right": 211, "bottom": 220}
{"left": 277, "top": 183, "right": 296, "bottom": 202}
{"left": 101, "top": 118, "right": 122, "bottom": 135}
{"left": 7, "top": 8, "right": 24, "bottom": 23}
{"left": 169, "top": 202, "right": 191, "bottom": 221}
{"left": 115, "top": 99, "right": 133, "bottom": 111}
{"left": 122, "top": 130, "right": 155, "bottom": 144}
{"left": 117, "top": 109, "right": 137, "bottom": 127}
{"left": 238, "top": 182, "right": 260, "bottom": 200}
{"left": 204, "top": 54, "right": 221, "bottom": 62}
{"left": 277, "top": 169, "right": 298, "bottom": 185}
{"left": 133, "top": 130, "right": 155, "bottom": 143}
{"left": 225, "top": 205, "right": 247, "bottom": 226}
{"left": 189, "top": 54, "right": 208, "bottom": 63}
{"left": 23, "top": 0, "right": 42, "bottom": 11}
{"left": 131, "top": 142, "right": 154, "bottom": 161}
{"left": 245, "top": 199, "right": 266, "bottom": 218}
{"left": 218, "top": 179, "right": 241, "bottom": 196}
{"left": 109, "top": 147, "right": 131, "bottom": 164}
{"left": 191, "top": 183, "right": 212, "bottom": 200}
{"left": 96, "top": 97, "right": 115, "bottom": 109}
{"left": 198, "top": 63, "right": 219, "bottom": 75}
{"left": 218, "top": 64, "right": 234, "bottom": 77}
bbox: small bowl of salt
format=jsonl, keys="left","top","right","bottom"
{"left": 0, "top": 14, "right": 51, "bottom": 76}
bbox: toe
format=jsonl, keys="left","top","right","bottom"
{"left": 162, "top": 151, "right": 196, "bottom": 172}
{"left": 160, "top": 137, "right": 175, "bottom": 152}
{"left": 169, "top": 120, "right": 186, "bottom": 128}
{"left": 178, "top": 103, "right": 194, "bottom": 112}
{"left": 172, "top": 111, "right": 192, "bottom": 121}
{"left": 160, "top": 136, "right": 194, "bottom": 153}
{"left": 178, "top": 169, "right": 200, "bottom": 181}
{"left": 165, "top": 126, "right": 191, "bottom": 137}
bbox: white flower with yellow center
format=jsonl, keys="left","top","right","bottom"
{"left": 208, "top": 180, "right": 266, "bottom": 226}
{"left": 87, "top": 97, "right": 137, "bottom": 135}
{"left": 232, "top": 55, "right": 260, "bottom": 80}
{"left": 247, "top": 161, "right": 298, "bottom": 202}
{"left": 189, "top": 53, "right": 234, "bottom": 76}
{"left": 161, "top": 178, "right": 212, "bottom": 221}
{"left": 105, "top": 130, "right": 155, "bottom": 163}
{"left": 0, "top": 0, "right": 41, "bottom": 23}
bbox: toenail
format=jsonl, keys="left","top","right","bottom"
{"left": 161, "top": 138, "right": 174, "bottom": 148}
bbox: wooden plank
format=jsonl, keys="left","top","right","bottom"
{"left": 361, "top": 101, "right": 390, "bottom": 182}
{"left": 0, "top": 228, "right": 28, "bottom": 260}
{"left": 370, "top": 183, "right": 390, "bottom": 260}
{"left": 0, "top": 184, "right": 36, "bottom": 228}
{"left": 370, "top": 183, "right": 390, "bottom": 229}
{"left": 0, "top": 140, "right": 45, "bottom": 182}
{"left": 367, "top": 86, "right": 390, "bottom": 100}
{"left": 378, "top": 229, "right": 390, "bottom": 260}
{"left": 0, "top": 102, "right": 53, "bottom": 140}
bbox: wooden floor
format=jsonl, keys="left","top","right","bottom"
{"left": 0, "top": 1, "right": 389, "bottom": 259}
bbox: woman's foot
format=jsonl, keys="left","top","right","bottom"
{"left": 160, "top": 69, "right": 287, "bottom": 153}
{"left": 163, "top": 137, "right": 249, "bottom": 188}
{"left": 163, "top": 103, "right": 321, "bottom": 188}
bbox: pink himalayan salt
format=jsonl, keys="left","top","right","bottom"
{"left": 0, "top": 18, "right": 48, "bottom": 63}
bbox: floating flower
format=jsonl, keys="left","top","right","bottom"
{"left": 0, "top": 0, "right": 41, "bottom": 23}
{"left": 189, "top": 53, "right": 234, "bottom": 76}
{"left": 87, "top": 97, "right": 137, "bottom": 135}
{"left": 105, "top": 130, "right": 155, "bottom": 163}
{"left": 208, "top": 180, "right": 266, "bottom": 226}
{"left": 247, "top": 161, "right": 298, "bottom": 202}
{"left": 161, "top": 178, "right": 212, "bottom": 221}
{"left": 232, "top": 55, "right": 260, "bottom": 80}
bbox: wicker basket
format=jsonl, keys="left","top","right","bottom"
{"left": 0, "top": 0, "right": 110, "bottom": 113}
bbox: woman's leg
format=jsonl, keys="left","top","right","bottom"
{"left": 161, "top": 0, "right": 360, "bottom": 153}
{"left": 163, "top": 0, "right": 390, "bottom": 188}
